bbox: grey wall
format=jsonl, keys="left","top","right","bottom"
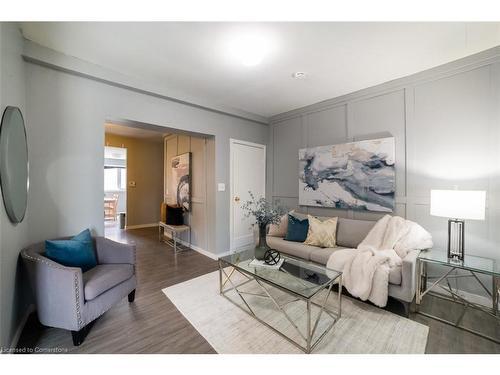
{"left": 24, "top": 42, "right": 268, "bottom": 256}
{"left": 0, "top": 23, "right": 32, "bottom": 350}
{"left": 269, "top": 47, "right": 500, "bottom": 269}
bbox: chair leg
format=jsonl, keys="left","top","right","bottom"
{"left": 71, "top": 321, "right": 94, "bottom": 346}
{"left": 401, "top": 301, "right": 411, "bottom": 318}
{"left": 128, "top": 289, "right": 136, "bottom": 303}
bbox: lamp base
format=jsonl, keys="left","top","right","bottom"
{"left": 447, "top": 219, "right": 464, "bottom": 261}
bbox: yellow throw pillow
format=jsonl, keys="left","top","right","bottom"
{"left": 304, "top": 215, "right": 338, "bottom": 248}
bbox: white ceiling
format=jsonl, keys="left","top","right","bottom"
{"left": 105, "top": 123, "right": 167, "bottom": 142}
{"left": 22, "top": 22, "right": 500, "bottom": 118}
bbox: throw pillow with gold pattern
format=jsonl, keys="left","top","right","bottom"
{"left": 304, "top": 215, "right": 338, "bottom": 248}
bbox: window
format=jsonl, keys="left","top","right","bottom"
{"left": 104, "top": 167, "right": 126, "bottom": 191}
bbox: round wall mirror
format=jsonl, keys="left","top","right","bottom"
{"left": 0, "top": 106, "right": 28, "bottom": 224}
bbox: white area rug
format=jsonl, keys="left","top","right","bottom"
{"left": 162, "top": 271, "right": 429, "bottom": 354}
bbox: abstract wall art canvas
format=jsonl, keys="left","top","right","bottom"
{"left": 171, "top": 152, "right": 191, "bottom": 211}
{"left": 299, "top": 137, "right": 395, "bottom": 212}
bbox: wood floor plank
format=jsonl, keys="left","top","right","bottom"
{"left": 16, "top": 227, "right": 500, "bottom": 354}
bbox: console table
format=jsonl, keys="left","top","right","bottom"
{"left": 416, "top": 250, "right": 500, "bottom": 343}
{"left": 158, "top": 222, "right": 191, "bottom": 253}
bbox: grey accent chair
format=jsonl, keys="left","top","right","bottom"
{"left": 21, "top": 236, "right": 137, "bottom": 346}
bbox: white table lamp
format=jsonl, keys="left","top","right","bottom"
{"left": 430, "top": 189, "right": 486, "bottom": 260}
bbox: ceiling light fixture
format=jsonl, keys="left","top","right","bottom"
{"left": 225, "top": 32, "right": 273, "bottom": 67}
{"left": 292, "top": 72, "right": 307, "bottom": 79}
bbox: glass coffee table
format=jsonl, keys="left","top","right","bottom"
{"left": 218, "top": 248, "right": 342, "bottom": 353}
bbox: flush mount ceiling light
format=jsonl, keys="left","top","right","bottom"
{"left": 225, "top": 32, "right": 273, "bottom": 67}
{"left": 292, "top": 72, "right": 307, "bottom": 79}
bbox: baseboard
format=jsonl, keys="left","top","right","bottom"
{"left": 125, "top": 223, "right": 158, "bottom": 230}
{"left": 161, "top": 232, "right": 219, "bottom": 260}
{"left": 7, "top": 304, "right": 35, "bottom": 352}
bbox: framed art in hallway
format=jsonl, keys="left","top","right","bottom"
{"left": 299, "top": 137, "right": 395, "bottom": 212}
{"left": 171, "top": 152, "right": 191, "bottom": 211}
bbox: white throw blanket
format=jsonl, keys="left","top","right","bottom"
{"left": 327, "top": 215, "right": 433, "bottom": 307}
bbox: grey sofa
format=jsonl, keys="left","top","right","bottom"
{"left": 267, "top": 217, "right": 420, "bottom": 314}
{"left": 21, "top": 236, "right": 137, "bottom": 346}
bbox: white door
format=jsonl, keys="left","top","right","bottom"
{"left": 230, "top": 139, "right": 266, "bottom": 251}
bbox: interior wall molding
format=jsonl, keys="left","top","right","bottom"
{"left": 270, "top": 45, "right": 500, "bottom": 123}
{"left": 22, "top": 40, "right": 269, "bottom": 126}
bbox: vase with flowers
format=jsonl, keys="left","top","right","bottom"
{"left": 241, "top": 191, "right": 286, "bottom": 260}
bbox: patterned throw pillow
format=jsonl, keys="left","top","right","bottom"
{"left": 268, "top": 210, "right": 295, "bottom": 237}
{"left": 304, "top": 215, "right": 338, "bottom": 248}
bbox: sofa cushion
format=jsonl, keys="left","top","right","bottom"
{"left": 267, "top": 236, "right": 317, "bottom": 261}
{"left": 336, "top": 218, "right": 376, "bottom": 248}
{"left": 83, "top": 264, "right": 134, "bottom": 301}
{"left": 309, "top": 247, "right": 350, "bottom": 265}
{"left": 284, "top": 214, "right": 309, "bottom": 242}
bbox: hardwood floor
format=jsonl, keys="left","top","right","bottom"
{"left": 16, "top": 227, "right": 500, "bottom": 354}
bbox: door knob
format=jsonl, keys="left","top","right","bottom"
{"left": 234, "top": 196, "right": 240, "bottom": 202}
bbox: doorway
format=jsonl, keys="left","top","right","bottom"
{"left": 230, "top": 139, "right": 266, "bottom": 251}
{"left": 104, "top": 146, "right": 127, "bottom": 232}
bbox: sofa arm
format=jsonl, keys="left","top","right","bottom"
{"left": 398, "top": 249, "right": 420, "bottom": 303}
{"left": 95, "top": 237, "right": 136, "bottom": 265}
{"left": 21, "top": 250, "right": 85, "bottom": 331}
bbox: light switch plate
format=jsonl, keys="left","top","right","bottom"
{"left": 217, "top": 183, "right": 225, "bottom": 192}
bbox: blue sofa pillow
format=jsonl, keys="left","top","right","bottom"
{"left": 45, "top": 229, "right": 97, "bottom": 272}
{"left": 284, "top": 214, "right": 309, "bottom": 242}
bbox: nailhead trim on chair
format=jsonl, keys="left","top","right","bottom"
{"left": 21, "top": 250, "right": 84, "bottom": 329}
{"left": 21, "top": 250, "right": 72, "bottom": 271}
{"left": 73, "top": 272, "right": 84, "bottom": 329}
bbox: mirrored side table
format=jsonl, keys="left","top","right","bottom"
{"left": 416, "top": 250, "right": 500, "bottom": 344}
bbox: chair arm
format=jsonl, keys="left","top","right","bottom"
{"left": 95, "top": 237, "right": 136, "bottom": 265}
{"left": 21, "top": 250, "right": 85, "bottom": 331}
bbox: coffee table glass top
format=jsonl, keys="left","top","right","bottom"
{"left": 418, "top": 250, "right": 500, "bottom": 276}
{"left": 219, "top": 248, "right": 341, "bottom": 299}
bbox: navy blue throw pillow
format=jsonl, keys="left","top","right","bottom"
{"left": 284, "top": 214, "right": 309, "bottom": 242}
{"left": 45, "top": 229, "right": 97, "bottom": 272}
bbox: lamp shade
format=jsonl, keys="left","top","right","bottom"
{"left": 430, "top": 190, "right": 486, "bottom": 220}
